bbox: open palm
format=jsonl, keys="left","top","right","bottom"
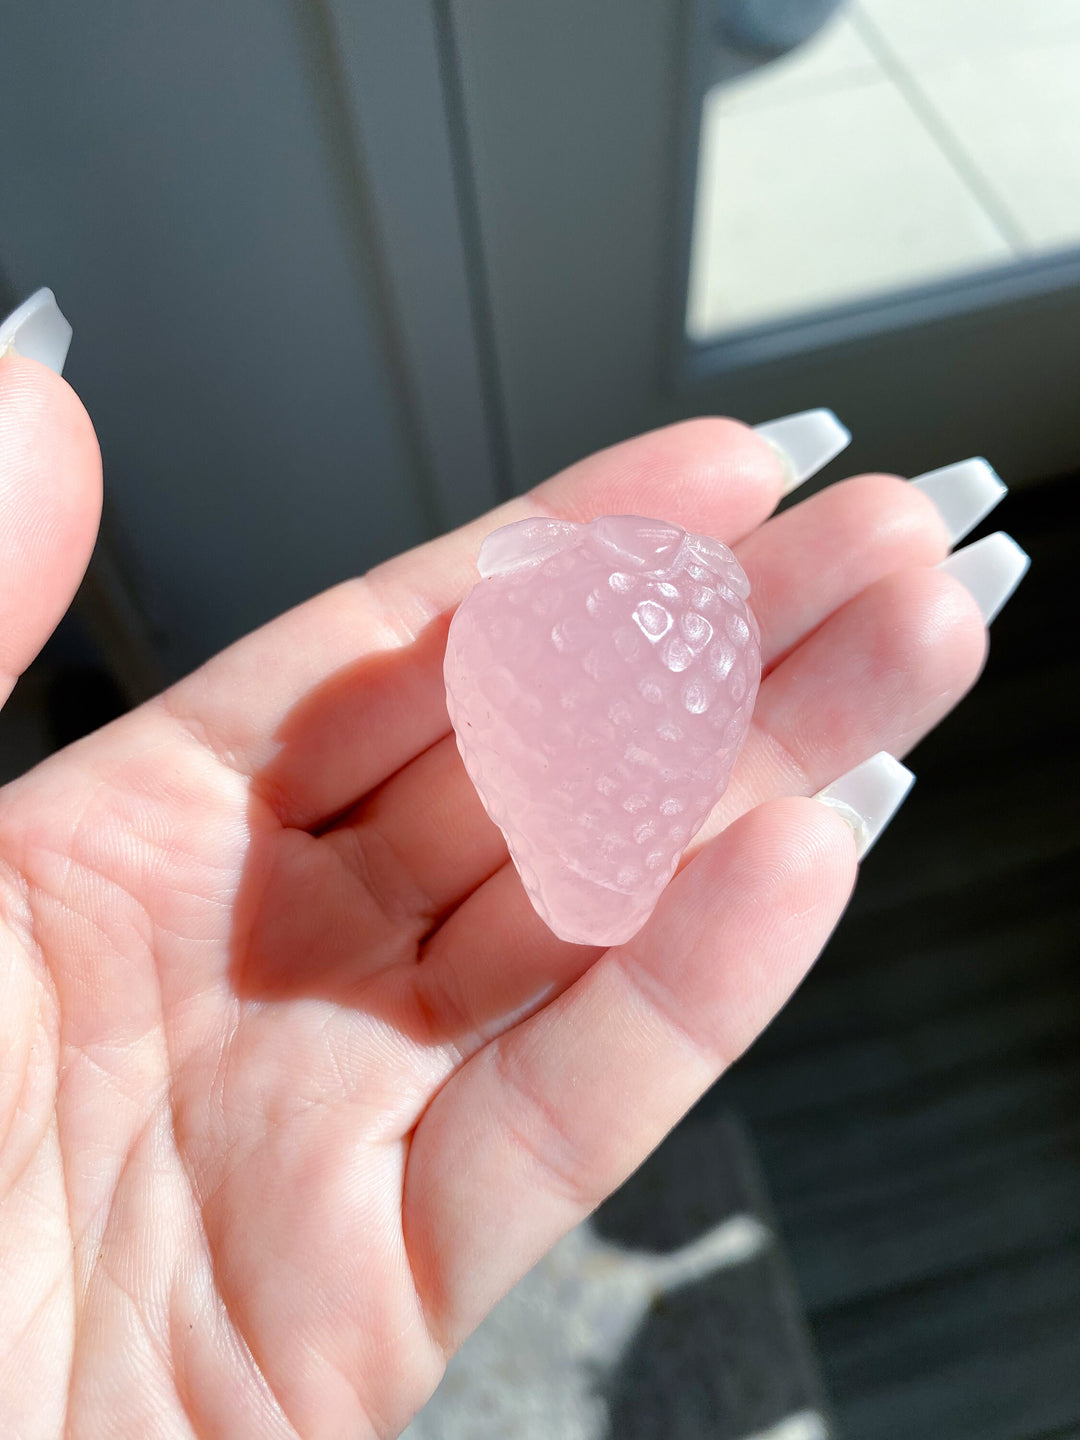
{"left": 0, "top": 355, "right": 987, "bottom": 1439}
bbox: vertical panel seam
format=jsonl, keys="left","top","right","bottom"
{"left": 432, "top": 0, "right": 516, "bottom": 500}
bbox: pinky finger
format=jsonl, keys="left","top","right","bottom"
{"left": 405, "top": 767, "right": 908, "bottom": 1353}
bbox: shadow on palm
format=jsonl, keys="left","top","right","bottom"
{"left": 225, "top": 606, "right": 566, "bottom": 1056}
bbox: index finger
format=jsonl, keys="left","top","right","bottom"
{"left": 161, "top": 418, "right": 790, "bottom": 827}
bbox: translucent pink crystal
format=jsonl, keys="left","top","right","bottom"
{"left": 444, "top": 515, "right": 761, "bottom": 945}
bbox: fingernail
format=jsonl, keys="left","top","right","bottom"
{"left": 0, "top": 288, "right": 72, "bottom": 375}
{"left": 910, "top": 457, "right": 1007, "bottom": 545}
{"left": 753, "top": 409, "right": 851, "bottom": 495}
{"left": 813, "top": 751, "right": 914, "bottom": 860}
{"left": 937, "top": 531, "right": 1030, "bottom": 625}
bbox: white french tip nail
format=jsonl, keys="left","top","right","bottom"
{"left": 814, "top": 751, "right": 914, "bottom": 860}
{"left": 0, "top": 288, "right": 73, "bottom": 375}
{"left": 937, "top": 531, "right": 1030, "bottom": 626}
{"left": 753, "top": 408, "right": 851, "bottom": 495}
{"left": 910, "top": 457, "right": 1007, "bottom": 545}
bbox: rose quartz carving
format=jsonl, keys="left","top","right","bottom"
{"left": 444, "top": 515, "right": 761, "bottom": 945}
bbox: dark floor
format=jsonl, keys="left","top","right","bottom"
{"left": 0, "top": 610, "right": 130, "bottom": 787}
{"left": 695, "top": 471, "right": 1080, "bottom": 1440}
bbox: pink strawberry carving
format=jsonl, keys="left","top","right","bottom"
{"left": 444, "top": 515, "right": 761, "bottom": 945}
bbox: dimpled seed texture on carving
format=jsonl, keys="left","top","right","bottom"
{"left": 444, "top": 516, "right": 762, "bottom": 946}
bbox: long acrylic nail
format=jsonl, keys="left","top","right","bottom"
{"left": 938, "top": 531, "right": 1029, "bottom": 625}
{"left": 910, "top": 457, "right": 1007, "bottom": 546}
{"left": 754, "top": 409, "right": 851, "bottom": 495}
{"left": 0, "top": 288, "right": 72, "bottom": 375}
{"left": 813, "top": 751, "right": 914, "bottom": 859}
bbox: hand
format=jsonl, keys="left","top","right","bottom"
{"left": 0, "top": 354, "right": 989, "bottom": 1439}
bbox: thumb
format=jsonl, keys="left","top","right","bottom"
{"left": 0, "top": 290, "right": 102, "bottom": 710}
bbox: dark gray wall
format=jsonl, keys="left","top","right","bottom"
{"left": 5, "top": 0, "right": 1078, "bottom": 678}
{"left": 1, "top": 0, "right": 443, "bottom": 671}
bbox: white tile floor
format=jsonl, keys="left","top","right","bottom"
{"left": 687, "top": 0, "right": 1080, "bottom": 340}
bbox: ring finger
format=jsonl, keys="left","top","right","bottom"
{"left": 402, "top": 560, "right": 990, "bottom": 1061}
